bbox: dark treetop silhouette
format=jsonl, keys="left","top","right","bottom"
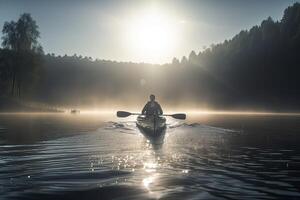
{"left": 0, "top": 13, "right": 43, "bottom": 98}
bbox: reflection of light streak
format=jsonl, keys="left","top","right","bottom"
{"left": 143, "top": 162, "right": 157, "bottom": 173}
{"left": 142, "top": 160, "right": 158, "bottom": 191}
{"left": 143, "top": 176, "right": 154, "bottom": 190}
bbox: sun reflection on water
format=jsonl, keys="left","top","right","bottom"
{"left": 143, "top": 176, "right": 155, "bottom": 190}
{"left": 141, "top": 150, "right": 160, "bottom": 192}
{"left": 143, "top": 162, "right": 158, "bottom": 173}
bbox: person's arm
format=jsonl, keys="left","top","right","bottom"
{"left": 142, "top": 103, "right": 148, "bottom": 114}
{"left": 157, "top": 103, "right": 163, "bottom": 115}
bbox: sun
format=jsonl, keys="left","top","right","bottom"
{"left": 125, "top": 10, "right": 179, "bottom": 63}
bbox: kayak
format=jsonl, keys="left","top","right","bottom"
{"left": 136, "top": 115, "right": 166, "bottom": 136}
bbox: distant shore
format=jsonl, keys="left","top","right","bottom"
{"left": 0, "top": 96, "right": 63, "bottom": 113}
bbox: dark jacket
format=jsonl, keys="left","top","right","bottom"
{"left": 142, "top": 101, "right": 163, "bottom": 116}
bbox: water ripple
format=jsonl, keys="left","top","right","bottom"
{"left": 0, "top": 115, "right": 300, "bottom": 199}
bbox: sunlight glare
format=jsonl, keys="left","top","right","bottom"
{"left": 125, "top": 9, "right": 179, "bottom": 63}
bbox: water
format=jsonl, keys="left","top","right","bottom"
{"left": 0, "top": 113, "right": 300, "bottom": 199}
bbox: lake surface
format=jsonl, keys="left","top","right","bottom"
{"left": 0, "top": 113, "right": 300, "bottom": 199}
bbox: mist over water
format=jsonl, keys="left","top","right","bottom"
{"left": 0, "top": 113, "right": 299, "bottom": 199}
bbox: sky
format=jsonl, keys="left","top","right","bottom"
{"left": 0, "top": 0, "right": 298, "bottom": 64}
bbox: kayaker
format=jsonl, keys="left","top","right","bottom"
{"left": 142, "top": 94, "right": 163, "bottom": 116}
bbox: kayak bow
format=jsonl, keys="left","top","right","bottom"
{"left": 136, "top": 115, "right": 166, "bottom": 136}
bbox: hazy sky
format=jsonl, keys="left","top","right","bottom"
{"left": 0, "top": 0, "right": 297, "bottom": 63}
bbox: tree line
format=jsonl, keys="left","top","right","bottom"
{"left": 1, "top": 3, "right": 300, "bottom": 110}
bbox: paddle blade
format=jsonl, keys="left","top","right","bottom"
{"left": 171, "top": 113, "right": 186, "bottom": 120}
{"left": 117, "top": 111, "right": 131, "bottom": 117}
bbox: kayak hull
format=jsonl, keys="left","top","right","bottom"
{"left": 136, "top": 115, "right": 166, "bottom": 136}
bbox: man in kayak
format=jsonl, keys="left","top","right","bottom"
{"left": 142, "top": 94, "right": 163, "bottom": 117}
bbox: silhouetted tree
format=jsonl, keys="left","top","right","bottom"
{"left": 181, "top": 56, "right": 188, "bottom": 66}
{"left": 172, "top": 57, "right": 180, "bottom": 66}
{"left": 188, "top": 50, "right": 197, "bottom": 64}
{"left": 1, "top": 13, "right": 43, "bottom": 98}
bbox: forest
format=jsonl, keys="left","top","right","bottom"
{"left": 1, "top": 3, "right": 300, "bottom": 111}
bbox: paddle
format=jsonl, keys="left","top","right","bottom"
{"left": 116, "top": 111, "right": 186, "bottom": 120}
{"left": 163, "top": 113, "right": 186, "bottom": 120}
{"left": 116, "top": 111, "right": 139, "bottom": 117}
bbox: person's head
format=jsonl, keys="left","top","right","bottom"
{"left": 150, "top": 94, "right": 155, "bottom": 101}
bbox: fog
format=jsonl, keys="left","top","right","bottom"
{"left": 2, "top": 4, "right": 300, "bottom": 113}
